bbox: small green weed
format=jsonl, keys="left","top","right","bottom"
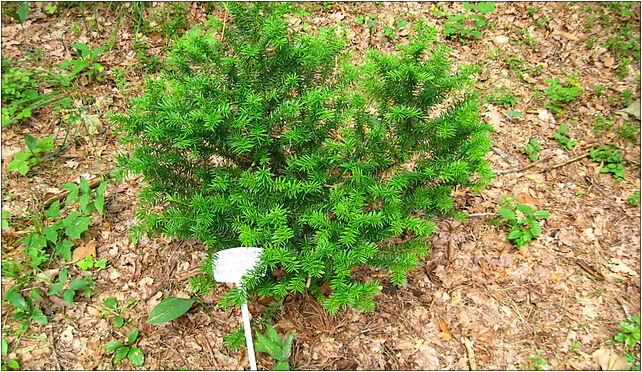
{"left": 522, "top": 139, "right": 541, "bottom": 161}
{"left": 588, "top": 144, "right": 626, "bottom": 182}
{"left": 6, "top": 135, "right": 55, "bottom": 175}
{"left": 76, "top": 255, "right": 107, "bottom": 270}
{"left": 592, "top": 114, "right": 615, "bottom": 135}
{"left": 443, "top": 2, "right": 496, "bottom": 40}
{"left": 618, "top": 120, "right": 640, "bottom": 143}
{"left": 3, "top": 2, "right": 29, "bottom": 24}
{"left": 383, "top": 20, "right": 410, "bottom": 39}
{"left": 47, "top": 268, "right": 94, "bottom": 307}
{"left": 553, "top": 123, "right": 577, "bottom": 150}
{"left": 1, "top": 339, "right": 20, "bottom": 370}
{"left": 613, "top": 313, "right": 641, "bottom": 370}
{"left": 629, "top": 191, "right": 640, "bottom": 206}
{"left": 101, "top": 297, "right": 137, "bottom": 328}
{"left": 133, "top": 40, "right": 161, "bottom": 73}
{"left": 255, "top": 325, "right": 295, "bottom": 370}
{"left": 498, "top": 197, "right": 550, "bottom": 249}
{"left": 60, "top": 42, "right": 106, "bottom": 82}
{"left": 486, "top": 89, "right": 519, "bottom": 108}
{"left": 104, "top": 328, "right": 145, "bottom": 367}
{"left": 530, "top": 351, "right": 548, "bottom": 370}
{"left": 544, "top": 77, "right": 582, "bottom": 113}
{"left": 2, "top": 291, "right": 48, "bottom": 337}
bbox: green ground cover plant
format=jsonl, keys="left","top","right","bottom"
{"left": 442, "top": 1, "right": 496, "bottom": 40}
{"left": 553, "top": 123, "right": 577, "bottom": 150}
{"left": 254, "top": 325, "right": 295, "bottom": 370}
{"left": 104, "top": 328, "right": 145, "bottom": 367}
{"left": 588, "top": 144, "right": 626, "bottom": 182}
{"left": 521, "top": 139, "right": 541, "bottom": 161}
{"left": 114, "top": 3, "right": 493, "bottom": 314}
{"left": 497, "top": 196, "right": 550, "bottom": 249}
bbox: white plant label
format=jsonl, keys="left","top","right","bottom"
{"left": 213, "top": 247, "right": 263, "bottom": 285}
{"left": 212, "top": 247, "right": 264, "bottom": 371}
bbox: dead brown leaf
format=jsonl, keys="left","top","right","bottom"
{"left": 72, "top": 241, "right": 97, "bottom": 262}
{"left": 592, "top": 348, "right": 633, "bottom": 370}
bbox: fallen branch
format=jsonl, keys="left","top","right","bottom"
{"left": 462, "top": 336, "right": 477, "bottom": 371}
{"left": 539, "top": 152, "right": 590, "bottom": 173}
{"left": 511, "top": 154, "right": 553, "bottom": 174}
{"left": 43, "top": 178, "right": 102, "bottom": 208}
{"left": 467, "top": 212, "right": 495, "bottom": 217}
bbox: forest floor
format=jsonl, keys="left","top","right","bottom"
{"left": 1, "top": 2, "right": 640, "bottom": 370}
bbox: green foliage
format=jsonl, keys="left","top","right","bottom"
{"left": 553, "top": 123, "right": 577, "bottom": 150}
{"left": 383, "top": 21, "right": 410, "bottom": 39}
{"left": 146, "top": 297, "right": 195, "bottom": 324}
{"left": 114, "top": 3, "right": 493, "bottom": 314}
{"left": 6, "top": 135, "right": 55, "bottom": 175}
{"left": 629, "top": 191, "right": 640, "bottom": 206}
{"left": 60, "top": 42, "right": 106, "bottom": 82}
{"left": 1, "top": 339, "right": 20, "bottom": 371}
{"left": 47, "top": 268, "right": 94, "bottom": 307}
{"left": 443, "top": 2, "right": 496, "bottom": 40}
{"left": 101, "top": 297, "right": 137, "bottom": 328}
{"left": 530, "top": 353, "right": 548, "bottom": 370}
{"left": 618, "top": 119, "right": 640, "bottom": 144}
{"left": 614, "top": 313, "right": 641, "bottom": 349}
{"left": 588, "top": 144, "right": 626, "bottom": 182}
{"left": 104, "top": 328, "right": 145, "bottom": 367}
{"left": 613, "top": 313, "right": 641, "bottom": 370}
{"left": 497, "top": 197, "right": 550, "bottom": 249}
{"left": 2, "top": 290, "right": 48, "bottom": 337}
{"left": 3, "top": 2, "right": 29, "bottom": 24}
{"left": 544, "top": 77, "right": 582, "bottom": 113}
{"left": 76, "top": 255, "right": 107, "bottom": 270}
{"left": 133, "top": 40, "right": 162, "bottom": 73}
{"left": 521, "top": 139, "right": 541, "bottom": 161}
{"left": 486, "top": 89, "right": 519, "bottom": 108}
{"left": 254, "top": 325, "right": 295, "bottom": 370}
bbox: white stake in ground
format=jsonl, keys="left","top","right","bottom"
{"left": 213, "top": 247, "right": 264, "bottom": 371}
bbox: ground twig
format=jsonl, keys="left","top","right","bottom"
{"left": 540, "top": 152, "right": 590, "bottom": 173}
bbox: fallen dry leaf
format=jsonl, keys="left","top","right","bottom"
{"left": 415, "top": 344, "right": 440, "bottom": 369}
{"left": 72, "top": 241, "right": 97, "bottom": 262}
{"left": 559, "top": 31, "right": 579, "bottom": 41}
{"left": 606, "top": 258, "right": 639, "bottom": 277}
{"left": 592, "top": 348, "right": 633, "bottom": 370}
{"left": 437, "top": 320, "right": 453, "bottom": 341}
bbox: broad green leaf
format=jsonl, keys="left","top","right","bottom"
{"left": 95, "top": 194, "right": 105, "bottom": 216}
{"left": 498, "top": 207, "right": 515, "bottom": 220}
{"left": 55, "top": 239, "right": 74, "bottom": 261}
{"left": 43, "top": 226, "right": 59, "bottom": 242}
{"left": 507, "top": 227, "right": 522, "bottom": 240}
{"left": 95, "top": 259, "right": 107, "bottom": 268}
{"left": 17, "top": 2, "right": 29, "bottom": 23}
{"left": 476, "top": 2, "right": 496, "bottom": 14}
{"left": 72, "top": 42, "right": 91, "bottom": 58}
{"left": 128, "top": 346, "right": 145, "bottom": 366}
{"left": 60, "top": 183, "right": 79, "bottom": 192}
{"left": 266, "top": 325, "right": 280, "bottom": 343}
{"left": 4, "top": 292, "right": 27, "bottom": 309}
{"left": 516, "top": 204, "right": 534, "bottom": 216}
{"left": 273, "top": 361, "right": 290, "bottom": 370}
{"left": 64, "top": 215, "right": 92, "bottom": 239}
{"left": 255, "top": 332, "right": 281, "bottom": 358}
{"left": 114, "top": 346, "right": 130, "bottom": 364}
{"left": 24, "top": 233, "right": 47, "bottom": 250}
{"left": 6, "top": 359, "right": 19, "bottom": 369}
{"left": 146, "top": 297, "right": 195, "bottom": 324}
{"left": 62, "top": 289, "right": 76, "bottom": 307}
{"left": 114, "top": 316, "right": 125, "bottom": 328}
{"left": 30, "top": 309, "right": 48, "bottom": 325}
{"left": 24, "top": 134, "right": 37, "bottom": 152}
{"left": 79, "top": 177, "right": 90, "bottom": 194}
{"left": 78, "top": 192, "right": 90, "bottom": 214}
{"left": 45, "top": 200, "right": 61, "bottom": 219}
{"left": 2, "top": 338, "right": 8, "bottom": 356}
{"left": 77, "top": 256, "right": 94, "bottom": 270}
{"left": 104, "top": 297, "right": 118, "bottom": 310}
{"left": 127, "top": 328, "right": 139, "bottom": 345}
{"left": 59, "top": 268, "right": 69, "bottom": 283}
{"left": 71, "top": 60, "right": 89, "bottom": 75}
{"left": 281, "top": 331, "right": 295, "bottom": 360}
{"left": 104, "top": 341, "right": 125, "bottom": 353}
{"left": 462, "top": 2, "right": 474, "bottom": 11}
{"left": 48, "top": 282, "right": 64, "bottom": 296}
{"left": 69, "top": 278, "right": 91, "bottom": 290}
{"left": 533, "top": 210, "right": 550, "bottom": 219}
{"left": 504, "top": 111, "right": 523, "bottom": 118}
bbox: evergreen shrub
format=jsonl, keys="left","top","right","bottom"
{"left": 113, "top": 3, "right": 493, "bottom": 313}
